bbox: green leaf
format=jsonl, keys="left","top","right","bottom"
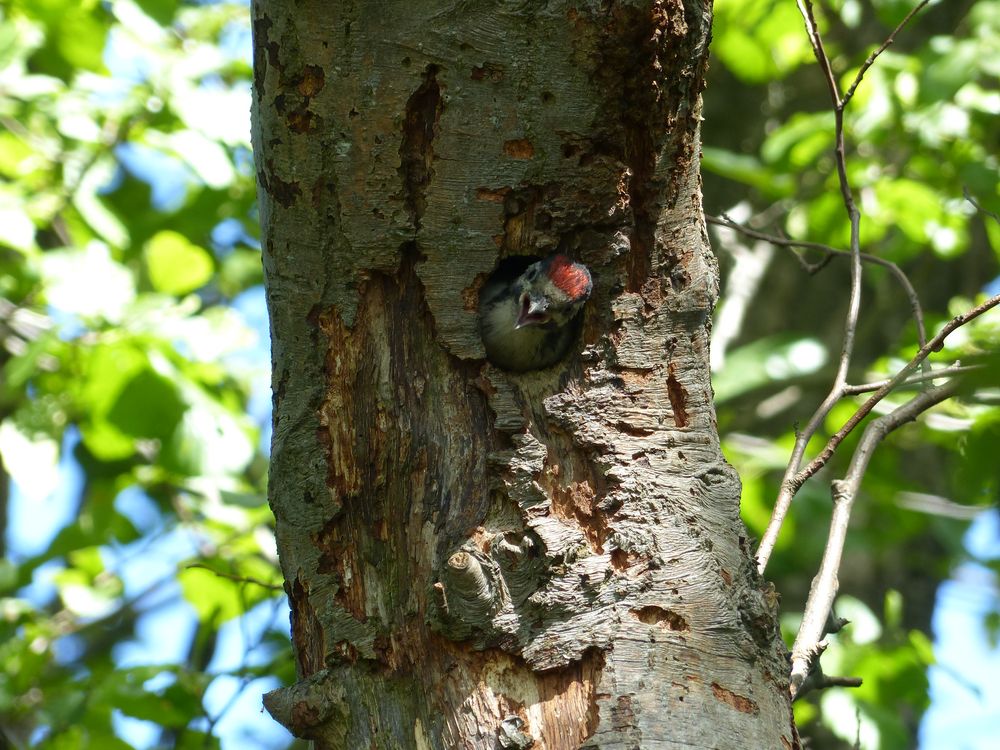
{"left": 713, "top": 29, "right": 773, "bottom": 84}
{"left": 176, "top": 730, "right": 221, "bottom": 750}
{"left": 0, "top": 559, "right": 20, "bottom": 594}
{"left": 218, "top": 248, "right": 264, "bottom": 296}
{"left": 74, "top": 342, "right": 147, "bottom": 460}
{"left": 0, "top": 418, "right": 60, "bottom": 501}
{"left": 16, "top": 0, "right": 111, "bottom": 77}
{"left": 106, "top": 368, "right": 187, "bottom": 441}
{"left": 835, "top": 595, "right": 882, "bottom": 645}
{"left": 761, "top": 112, "right": 835, "bottom": 169}
{"left": 713, "top": 0, "right": 812, "bottom": 82}
{"left": 0, "top": 188, "right": 37, "bottom": 252}
{"left": 0, "top": 132, "right": 35, "bottom": 179}
{"left": 701, "top": 147, "right": 794, "bottom": 197}
{"left": 109, "top": 674, "right": 193, "bottom": 726}
{"left": 920, "top": 39, "right": 980, "bottom": 104}
{"left": 73, "top": 157, "right": 129, "bottom": 248}
{"left": 219, "top": 489, "right": 267, "bottom": 508}
{"left": 144, "top": 231, "right": 215, "bottom": 295}
{"left": 178, "top": 565, "right": 245, "bottom": 623}
{"left": 134, "top": 0, "right": 178, "bottom": 26}
{"left": 714, "top": 335, "right": 828, "bottom": 403}
{"left": 872, "top": 178, "right": 967, "bottom": 257}
{"left": 884, "top": 589, "right": 904, "bottom": 630}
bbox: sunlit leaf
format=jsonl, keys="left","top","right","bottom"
{"left": 0, "top": 419, "right": 60, "bottom": 501}
{"left": 0, "top": 190, "right": 36, "bottom": 252}
{"left": 40, "top": 242, "right": 135, "bottom": 321}
{"left": 178, "top": 564, "right": 245, "bottom": 623}
{"left": 162, "top": 396, "right": 254, "bottom": 477}
{"left": 714, "top": 335, "right": 828, "bottom": 403}
{"left": 144, "top": 230, "right": 215, "bottom": 295}
{"left": 134, "top": 0, "right": 178, "bottom": 26}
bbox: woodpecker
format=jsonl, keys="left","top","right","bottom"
{"left": 478, "top": 254, "right": 592, "bottom": 372}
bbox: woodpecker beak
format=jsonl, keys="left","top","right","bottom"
{"left": 515, "top": 296, "right": 549, "bottom": 329}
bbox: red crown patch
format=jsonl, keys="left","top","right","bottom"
{"left": 547, "top": 255, "right": 592, "bottom": 299}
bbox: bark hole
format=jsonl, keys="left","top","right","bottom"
{"left": 711, "top": 682, "right": 760, "bottom": 715}
{"left": 631, "top": 605, "right": 690, "bottom": 631}
{"left": 666, "top": 365, "right": 689, "bottom": 427}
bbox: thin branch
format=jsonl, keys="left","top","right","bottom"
{"left": 844, "top": 363, "right": 982, "bottom": 395}
{"left": 796, "top": 0, "right": 842, "bottom": 111}
{"left": 757, "top": 294, "right": 1000, "bottom": 572}
{"left": 757, "top": 0, "right": 945, "bottom": 574}
{"left": 791, "top": 0, "right": 862, "bottom": 479}
{"left": 896, "top": 491, "right": 987, "bottom": 521}
{"left": 705, "top": 214, "right": 927, "bottom": 349}
{"left": 789, "top": 380, "right": 958, "bottom": 698}
{"left": 964, "top": 187, "right": 1000, "bottom": 227}
{"left": 793, "top": 669, "right": 864, "bottom": 701}
{"left": 842, "top": 0, "right": 933, "bottom": 107}
{"left": 792, "top": 295, "right": 1000, "bottom": 489}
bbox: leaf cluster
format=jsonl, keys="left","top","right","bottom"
{"left": 0, "top": 1, "right": 295, "bottom": 748}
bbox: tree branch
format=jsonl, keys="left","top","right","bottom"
{"left": 842, "top": 0, "right": 933, "bottom": 107}
{"left": 705, "top": 214, "right": 927, "bottom": 350}
{"left": 758, "top": 294, "right": 1000, "bottom": 572}
{"left": 792, "top": 295, "right": 1000, "bottom": 488}
{"left": 788, "top": 380, "right": 958, "bottom": 698}
{"left": 843, "top": 363, "right": 982, "bottom": 395}
{"left": 964, "top": 187, "right": 1000, "bottom": 227}
{"left": 793, "top": 666, "right": 864, "bottom": 701}
{"left": 760, "top": 0, "right": 863, "bottom": 575}
{"left": 755, "top": 0, "right": 974, "bottom": 574}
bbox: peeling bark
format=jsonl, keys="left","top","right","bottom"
{"left": 252, "top": 0, "right": 797, "bottom": 747}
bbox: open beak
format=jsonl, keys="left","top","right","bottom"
{"left": 515, "top": 296, "right": 547, "bottom": 329}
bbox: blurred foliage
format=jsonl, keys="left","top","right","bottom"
{"left": 706, "top": 0, "right": 1000, "bottom": 748}
{"left": 0, "top": 0, "right": 296, "bottom": 748}
{"left": 2, "top": 0, "right": 998, "bottom": 748}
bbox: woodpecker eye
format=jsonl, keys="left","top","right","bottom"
{"left": 525, "top": 265, "right": 539, "bottom": 281}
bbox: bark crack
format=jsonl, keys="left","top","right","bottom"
{"left": 398, "top": 64, "right": 443, "bottom": 229}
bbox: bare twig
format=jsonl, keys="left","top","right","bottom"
{"left": 793, "top": 670, "right": 864, "bottom": 701}
{"left": 705, "top": 214, "right": 927, "bottom": 349}
{"left": 759, "top": 0, "right": 864, "bottom": 575}
{"left": 896, "top": 491, "right": 986, "bottom": 521}
{"left": 964, "top": 187, "right": 1000, "bottom": 227}
{"left": 843, "top": 363, "right": 983, "bottom": 395}
{"left": 788, "top": 380, "right": 958, "bottom": 698}
{"left": 842, "top": 0, "right": 933, "bottom": 107}
{"left": 796, "top": 0, "right": 841, "bottom": 111}
{"left": 758, "top": 294, "right": 1000, "bottom": 572}
{"left": 756, "top": 0, "right": 957, "bottom": 574}
{"left": 792, "top": 295, "right": 1000, "bottom": 488}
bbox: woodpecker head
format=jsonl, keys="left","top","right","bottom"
{"left": 514, "top": 255, "right": 592, "bottom": 329}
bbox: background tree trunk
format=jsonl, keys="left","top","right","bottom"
{"left": 251, "top": 0, "right": 797, "bottom": 747}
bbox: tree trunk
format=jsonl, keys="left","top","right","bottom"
{"left": 251, "top": 0, "right": 796, "bottom": 747}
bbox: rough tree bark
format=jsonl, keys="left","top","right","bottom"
{"left": 251, "top": 0, "right": 796, "bottom": 747}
